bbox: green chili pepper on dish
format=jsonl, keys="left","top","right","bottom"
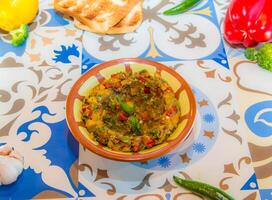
{"left": 163, "top": 0, "right": 202, "bottom": 15}
{"left": 173, "top": 176, "right": 235, "bottom": 200}
{"left": 129, "top": 116, "right": 141, "bottom": 135}
{"left": 116, "top": 95, "right": 135, "bottom": 115}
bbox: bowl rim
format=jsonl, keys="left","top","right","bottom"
{"left": 66, "top": 58, "right": 197, "bottom": 162}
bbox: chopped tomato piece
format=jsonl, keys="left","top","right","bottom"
{"left": 87, "top": 108, "right": 93, "bottom": 118}
{"left": 132, "top": 144, "right": 140, "bottom": 152}
{"left": 156, "top": 90, "right": 162, "bottom": 97}
{"left": 165, "top": 87, "right": 173, "bottom": 93}
{"left": 137, "top": 75, "right": 146, "bottom": 83}
{"left": 140, "top": 111, "right": 149, "bottom": 121}
{"left": 144, "top": 86, "right": 151, "bottom": 94}
{"left": 82, "top": 106, "right": 93, "bottom": 118}
{"left": 172, "top": 105, "right": 177, "bottom": 113}
{"left": 104, "top": 83, "right": 113, "bottom": 89}
{"left": 118, "top": 112, "right": 127, "bottom": 121}
{"left": 166, "top": 105, "right": 178, "bottom": 117}
{"left": 146, "top": 138, "right": 155, "bottom": 148}
{"left": 115, "top": 104, "right": 121, "bottom": 109}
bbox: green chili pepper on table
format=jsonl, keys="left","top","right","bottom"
{"left": 163, "top": 0, "right": 202, "bottom": 15}
{"left": 173, "top": 176, "right": 235, "bottom": 200}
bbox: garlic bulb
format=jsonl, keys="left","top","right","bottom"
{"left": 0, "top": 145, "right": 24, "bottom": 185}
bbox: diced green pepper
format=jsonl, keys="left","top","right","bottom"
{"left": 121, "top": 135, "right": 131, "bottom": 144}
{"left": 116, "top": 95, "right": 135, "bottom": 115}
{"left": 129, "top": 116, "right": 141, "bottom": 135}
{"left": 93, "top": 104, "right": 99, "bottom": 111}
{"left": 151, "top": 129, "right": 160, "bottom": 138}
{"left": 97, "top": 94, "right": 103, "bottom": 101}
{"left": 97, "top": 127, "right": 106, "bottom": 133}
{"left": 103, "top": 114, "right": 117, "bottom": 127}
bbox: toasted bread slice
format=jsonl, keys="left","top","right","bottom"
{"left": 54, "top": 0, "right": 140, "bottom": 34}
{"left": 74, "top": 1, "right": 143, "bottom": 34}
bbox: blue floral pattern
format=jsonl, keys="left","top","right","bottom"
{"left": 53, "top": 44, "right": 80, "bottom": 64}
{"left": 192, "top": 143, "right": 206, "bottom": 153}
{"left": 203, "top": 113, "right": 215, "bottom": 123}
{"left": 158, "top": 157, "right": 171, "bottom": 168}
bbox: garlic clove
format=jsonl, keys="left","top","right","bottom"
{"left": 0, "top": 145, "right": 24, "bottom": 186}
{"left": 0, "top": 156, "right": 21, "bottom": 185}
{"left": 0, "top": 146, "right": 12, "bottom": 156}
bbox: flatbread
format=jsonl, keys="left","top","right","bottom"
{"left": 54, "top": 0, "right": 142, "bottom": 34}
{"left": 74, "top": 1, "right": 143, "bottom": 34}
{"left": 107, "top": 1, "right": 143, "bottom": 34}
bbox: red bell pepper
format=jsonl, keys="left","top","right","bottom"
{"left": 224, "top": 0, "right": 272, "bottom": 47}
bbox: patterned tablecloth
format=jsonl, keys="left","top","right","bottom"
{"left": 0, "top": 0, "right": 271, "bottom": 199}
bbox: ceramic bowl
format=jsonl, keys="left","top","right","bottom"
{"left": 66, "top": 58, "right": 196, "bottom": 162}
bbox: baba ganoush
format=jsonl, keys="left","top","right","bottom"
{"left": 81, "top": 70, "right": 181, "bottom": 152}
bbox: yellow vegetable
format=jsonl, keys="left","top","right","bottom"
{"left": 0, "top": 0, "right": 39, "bottom": 31}
{"left": 86, "top": 119, "right": 97, "bottom": 132}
